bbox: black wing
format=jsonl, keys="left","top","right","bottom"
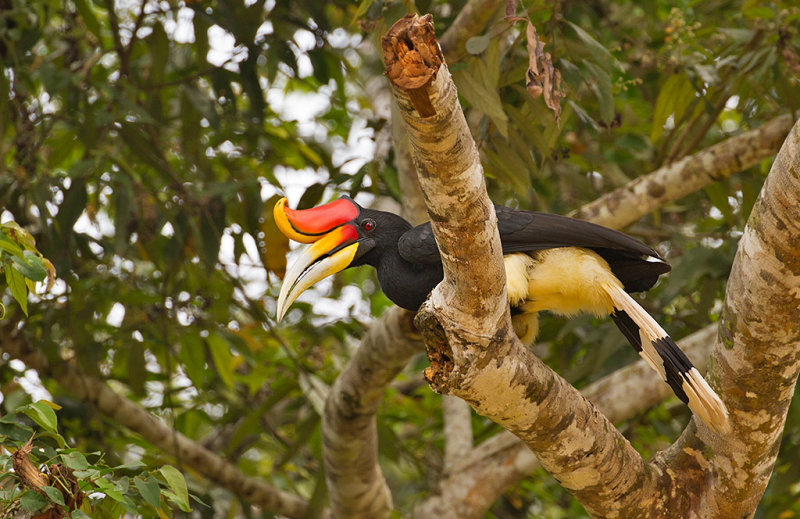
{"left": 398, "top": 205, "right": 670, "bottom": 293}
{"left": 397, "top": 221, "right": 441, "bottom": 264}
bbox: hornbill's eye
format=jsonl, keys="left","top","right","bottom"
{"left": 362, "top": 219, "right": 375, "bottom": 231}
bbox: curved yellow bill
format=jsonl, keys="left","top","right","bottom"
{"left": 277, "top": 243, "right": 359, "bottom": 322}
{"left": 276, "top": 225, "right": 360, "bottom": 322}
{"left": 274, "top": 198, "right": 319, "bottom": 243}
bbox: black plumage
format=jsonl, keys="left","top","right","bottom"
{"left": 365, "top": 205, "right": 671, "bottom": 309}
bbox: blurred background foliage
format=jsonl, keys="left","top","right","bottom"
{"left": 0, "top": 0, "right": 798, "bottom": 516}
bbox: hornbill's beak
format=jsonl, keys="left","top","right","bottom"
{"left": 273, "top": 197, "right": 367, "bottom": 322}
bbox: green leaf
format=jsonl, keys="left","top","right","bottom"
{"left": 180, "top": 333, "right": 207, "bottom": 388}
{"left": 113, "top": 461, "right": 146, "bottom": 471}
{"left": 465, "top": 35, "right": 490, "bottom": 55}
{"left": 55, "top": 178, "right": 88, "bottom": 238}
{"left": 19, "top": 489, "right": 47, "bottom": 512}
{"left": 11, "top": 251, "right": 48, "bottom": 281}
{"left": 74, "top": 0, "right": 102, "bottom": 39}
{"left": 351, "top": 0, "right": 375, "bottom": 25}
{"left": 651, "top": 73, "right": 696, "bottom": 142}
{"left": 127, "top": 341, "right": 146, "bottom": 396}
{"left": 704, "top": 182, "right": 734, "bottom": 224}
{"left": 564, "top": 21, "right": 622, "bottom": 72}
{"left": 134, "top": 475, "right": 162, "bottom": 510}
{"left": 207, "top": 333, "right": 235, "bottom": 389}
{"left": 6, "top": 266, "right": 27, "bottom": 315}
{"left": 61, "top": 451, "right": 90, "bottom": 471}
{"left": 303, "top": 468, "right": 329, "bottom": 519}
{"left": 453, "top": 58, "right": 509, "bottom": 137}
{"left": 21, "top": 401, "right": 58, "bottom": 434}
{"left": 0, "top": 233, "right": 24, "bottom": 256}
{"left": 71, "top": 510, "right": 92, "bottom": 519}
{"left": 159, "top": 465, "right": 191, "bottom": 512}
{"left": 41, "top": 485, "right": 66, "bottom": 507}
{"left": 582, "top": 61, "right": 614, "bottom": 123}
{"left": 297, "top": 183, "right": 326, "bottom": 210}
{"left": 148, "top": 22, "right": 170, "bottom": 84}
{"left": 743, "top": 6, "right": 774, "bottom": 19}
{"left": 1, "top": 221, "right": 36, "bottom": 250}
{"left": 0, "top": 414, "right": 35, "bottom": 441}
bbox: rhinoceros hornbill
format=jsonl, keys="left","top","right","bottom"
{"left": 273, "top": 196, "right": 729, "bottom": 432}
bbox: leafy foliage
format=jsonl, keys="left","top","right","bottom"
{"left": 0, "top": 402, "right": 191, "bottom": 517}
{"left": 0, "top": 221, "right": 55, "bottom": 316}
{"left": 0, "top": 0, "right": 798, "bottom": 517}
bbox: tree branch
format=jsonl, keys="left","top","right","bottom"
{"left": 570, "top": 113, "right": 795, "bottom": 229}
{"left": 418, "top": 115, "right": 800, "bottom": 519}
{"left": 393, "top": 94, "right": 477, "bottom": 473}
{"left": 415, "top": 114, "right": 796, "bottom": 513}
{"left": 392, "top": 100, "right": 429, "bottom": 226}
{"left": 322, "top": 307, "right": 423, "bottom": 518}
{"left": 384, "top": 14, "right": 506, "bottom": 325}
{"left": 330, "top": 17, "right": 796, "bottom": 519}
{"left": 0, "top": 324, "right": 321, "bottom": 519}
{"left": 383, "top": 14, "right": 662, "bottom": 517}
{"left": 667, "top": 117, "right": 800, "bottom": 517}
{"left": 442, "top": 395, "right": 473, "bottom": 472}
{"left": 414, "top": 325, "right": 717, "bottom": 519}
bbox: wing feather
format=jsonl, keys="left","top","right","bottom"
{"left": 398, "top": 206, "right": 670, "bottom": 292}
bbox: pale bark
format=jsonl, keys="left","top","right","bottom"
{"left": 0, "top": 324, "right": 320, "bottom": 519}
{"left": 442, "top": 395, "right": 473, "bottom": 471}
{"left": 321, "top": 306, "right": 422, "bottom": 519}
{"left": 323, "top": 106, "right": 793, "bottom": 517}
{"left": 676, "top": 118, "right": 800, "bottom": 517}
{"left": 392, "top": 99, "right": 429, "bottom": 226}
{"left": 384, "top": 14, "right": 507, "bottom": 326}
{"left": 385, "top": 12, "right": 800, "bottom": 519}
{"left": 570, "top": 114, "right": 795, "bottom": 228}
{"left": 392, "top": 97, "right": 477, "bottom": 471}
{"left": 415, "top": 325, "right": 717, "bottom": 519}
{"left": 413, "top": 113, "right": 796, "bottom": 518}
{"left": 384, "top": 14, "right": 656, "bottom": 518}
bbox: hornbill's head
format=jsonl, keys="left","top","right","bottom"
{"left": 273, "top": 196, "right": 412, "bottom": 321}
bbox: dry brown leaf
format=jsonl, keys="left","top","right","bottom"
{"left": 12, "top": 436, "right": 48, "bottom": 489}
{"left": 525, "top": 23, "right": 564, "bottom": 123}
{"left": 11, "top": 436, "right": 85, "bottom": 519}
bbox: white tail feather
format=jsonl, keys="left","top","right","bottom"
{"left": 605, "top": 284, "right": 666, "bottom": 374}
{"left": 604, "top": 284, "right": 730, "bottom": 434}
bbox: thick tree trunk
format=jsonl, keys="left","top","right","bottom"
{"left": 673, "top": 118, "right": 800, "bottom": 517}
